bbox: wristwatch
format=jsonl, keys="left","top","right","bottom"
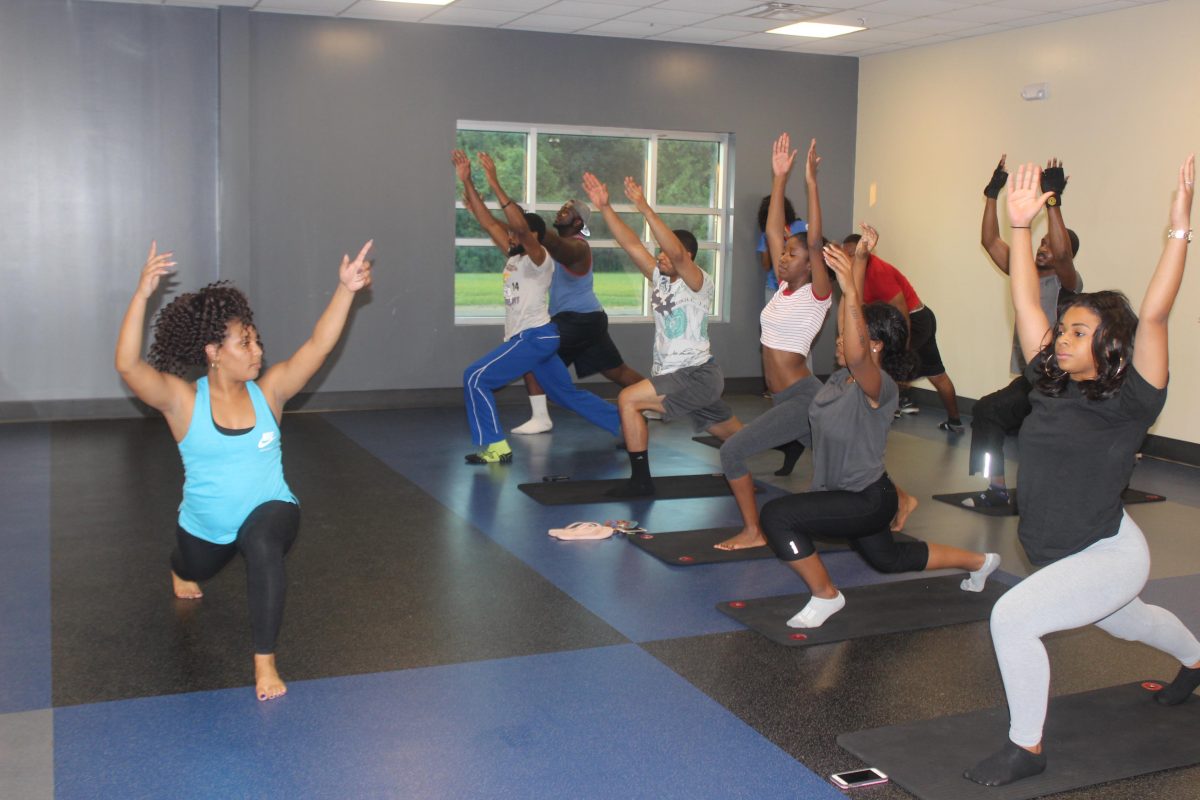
{"left": 1167, "top": 228, "right": 1193, "bottom": 242}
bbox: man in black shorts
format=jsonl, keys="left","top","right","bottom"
{"left": 964, "top": 156, "right": 1080, "bottom": 507}
{"left": 478, "top": 155, "right": 643, "bottom": 434}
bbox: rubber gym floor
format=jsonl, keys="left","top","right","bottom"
{"left": 4, "top": 393, "right": 1199, "bottom": 799}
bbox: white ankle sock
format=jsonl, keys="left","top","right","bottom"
{"left": 961, "top": 552, "right": 1001, "bottom": 592}
{"left": 512, "top": 395, "right": 552, "bottom": 434}
{"left": 786, "top": 592, "right": 845, "bottom": 629}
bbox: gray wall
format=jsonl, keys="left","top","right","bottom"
{"left": 0, "top": 0, "right": 218, "bottom": 412}
{"left": 2, "top": 1, "right": 860, "bottom": 415}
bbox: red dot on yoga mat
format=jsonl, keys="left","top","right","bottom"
{"left": 729, "top": 601, "right": 746, "bottom": 609}
{"left": 789, "top": 633, "right": 808, "bottom": 641}
{"left": 678, "top": 556, "right": 694, "bottom": 563}
{"left": 639, "top": 533, "right": 654, "bottom": 540}
{"left": 1142, "top": 681, "right": 1164, "bottom": 691}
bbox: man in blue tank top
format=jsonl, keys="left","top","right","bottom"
{"left": 502, "top": 193, "right": 644, "bottom": 434}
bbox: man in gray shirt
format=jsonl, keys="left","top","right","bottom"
{"left": 965, "top": 156, "right": 1080, "bottom": 508}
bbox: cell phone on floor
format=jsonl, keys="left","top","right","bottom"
{"left": 830, "top": 768, "right": 888, "bottom": 789}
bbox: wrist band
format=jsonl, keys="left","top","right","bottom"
{"left": 500, "top": 199, "right": 514, "bottom": 209}
{"left": 1011, "top": 226, "right": 1031, "bottom": 229}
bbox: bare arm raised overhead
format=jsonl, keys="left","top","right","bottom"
{"left": 258, "top": 241, "right": 374, "bottom": 418}
{"left": 454, "top": 149, "right": 510, "bottom": 253}
{"left": 114, "top": 241, "right": 193, "bottom": 434}
{"left": 478, "top": 151, "right": 547, "bottom": 265}
{"left": 625, "top": 176, "right": 705, "bottom": 292}
{"left": 581, "top": 171, "right": 656, "bottom": 279}
{"left": 826, "top": 242, "right": 883, "bottom": 404}
{"left": 804, "top": 138, "right": 832, "bottom": 300}
{"left": 1041, "top": 158, "right": 1079, "bottom": 291}
{"left": 1005, "top": 163, "right": 1057, "bottom": 363}
{"left": 765, "top": 133, "right": 796, "bottom": 273}
{"left": 981, "top": 154, "right": 1011, "bottom": 271}
{"left": 1133, "top": 154, "right": 1194, "bottom": 389}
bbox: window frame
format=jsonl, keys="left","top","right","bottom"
{"left": 454, "top": 120, "right": 733, "bottom": 325}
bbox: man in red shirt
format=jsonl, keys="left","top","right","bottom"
{"left": 842, "top": 234, "right": 963, "bottom": 433}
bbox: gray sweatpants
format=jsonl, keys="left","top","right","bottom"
{"left": 991, "top": 512, "right": 1200, "bottom": 746}
{"left": 719, "top": 375, "right": 822, "bottom": 480}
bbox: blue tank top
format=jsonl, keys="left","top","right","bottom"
{"left": 549, "top": 262, "right": 603, "bottom": 315}
{"left": 177, "top": 377, "right": 296, "bottom": 544}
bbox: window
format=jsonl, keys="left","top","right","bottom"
{"left": 454, "top": 121, "right": 732, "bottom": 323}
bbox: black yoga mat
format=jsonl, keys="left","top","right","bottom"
{"left": 717, "top": 574, "right": 1006, "bottom": 647}
{"left": 933, "top": 487, "right": 1166, "bottom": 517}
{"left": 838, "top": 680, "right": 1200, "bottom": 800}
{"left": 628, "top": 527, "right": 917, "bottom": 566}
{"left": 518, "top": 474, "right": 753, "bottom": 506}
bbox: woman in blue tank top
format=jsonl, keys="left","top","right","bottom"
{"left": 115, "top": 239, "right": 374, "bottom": 702}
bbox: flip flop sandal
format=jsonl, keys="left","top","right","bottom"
{"left": 548, "top": 522, "right": 615, "bottom": 540}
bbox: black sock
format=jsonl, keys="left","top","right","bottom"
{"left": 964, "top": 740, "right": 1046, "bottom": 787}
{"left": 1155, "top": 665, "right": 1200, "bottom": 705}
{"left": 605, "top": 451, "right": 655, "bottom": 497}
{"left": 627, "top": 450, "right": 650, "bottom": 481}
{"left": 773, "top": 441, "right": 805, "bottom": 477}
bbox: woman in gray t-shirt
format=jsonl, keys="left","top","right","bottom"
{"left": 759, "top": 234, "right": 1000, "bottom": 629}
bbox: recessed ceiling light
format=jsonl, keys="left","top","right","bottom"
{"left": 767, "top": 21, "right": 864, "bottom": 38}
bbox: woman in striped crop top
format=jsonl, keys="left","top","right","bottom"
{"left": 715, "top": 134, "right": 833, "bottom": 551}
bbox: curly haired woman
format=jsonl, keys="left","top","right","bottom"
{"left": 115, "top": 239, "right": 373, "bottom": 701}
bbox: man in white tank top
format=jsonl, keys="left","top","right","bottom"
{"left": 454, "top": 151, "right": 621, "bottom": 463}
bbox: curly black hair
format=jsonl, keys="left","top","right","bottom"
{"left": 147, "top": 281, "right": 255, "bottom": 378}
{"left": 863, "top": 302, "right": 919, "bottom": 383}
{"left": 1034, "top": 290, "right": 1136, "bottom": 401}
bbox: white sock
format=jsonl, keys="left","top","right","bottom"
{"left": 512, "top": 395, "right": 552, "bottom": 434}
{"left": 961, "top": 552, "right": 1001, "bottom": 592}
{"left": 786, "top": 592, "right": 845, "bottom": 629}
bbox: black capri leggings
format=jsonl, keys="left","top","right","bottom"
{"left": 760, "top": 474, "right": 928, "bottom": 573}
{"left": 171, "top": 500, "right": 300, "bottom": 654}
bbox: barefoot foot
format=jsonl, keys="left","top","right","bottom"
{"left": 891, "top": 489, "right": 919, "bottom": 532}
{"left": 171, "top": 571, "right": 203, "bottom": 600}
{"left": 714, "top": 528, "right": 767, "bottom": 551}
{"left": 254, "top": 654, "right": 288, "bottom": 702}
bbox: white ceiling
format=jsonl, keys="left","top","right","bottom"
{"left": 81, "top": 0, "right": 1164, "bottom": 56}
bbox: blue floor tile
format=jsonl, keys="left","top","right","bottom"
{"left": 0, "top": 424, "right": 51, "bottom": 713}
{"left": 55, "top": 644, "right": 843, "bottom": 800}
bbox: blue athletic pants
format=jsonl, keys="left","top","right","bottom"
{"left": 463, "top": 322, "right": 621, "bottom": 447}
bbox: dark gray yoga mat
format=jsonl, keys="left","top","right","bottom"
{"left": 628, "top": 527, "right": 917, "bottom": 566}
{"left": 717, "top": 574, "right": 1006, "bottom": 646}
{"left": 933, "top": 487, "right": 1166, "bottom": 517}
{"left": 838, "top": 680, "right": 1200, "bottom": 800}
{"left": 519, "top": 474, "right": 751, "bottom": 506}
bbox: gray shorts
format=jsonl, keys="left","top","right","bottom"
{"left": 649, "top": 361, "right": 733, "bottom": 433}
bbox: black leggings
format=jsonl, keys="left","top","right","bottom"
{"left": 968, "top": 375, "right": 1033, "bottom": 476}
{"left": 760, "top": 474, "right": 928, "bottom": 573}
{"left": 171, "top": 500, "right": 300, "bottom": 654}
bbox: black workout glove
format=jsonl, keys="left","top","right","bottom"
{"left": 1041, "top": 166, "right": 1067, "bottom": 207}
{"left": 983, "top": 165, "right": 1007, "bottom": 199}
